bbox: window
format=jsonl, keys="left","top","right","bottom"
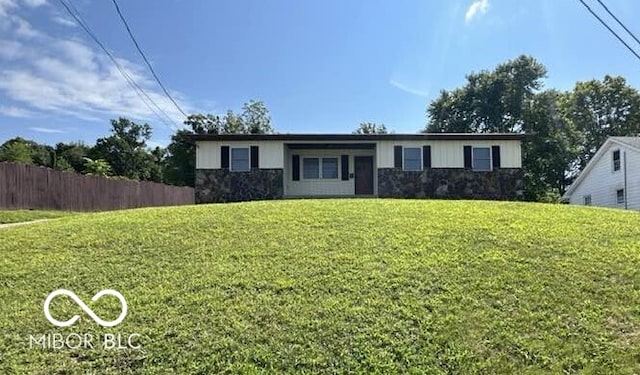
{"left": 303, "top": 158, "right": 320, "bottom": 179}
{"left": 583, "top": 195, "right": 592, "bottom": 206}
{"left": 231, "top": 147, "right": 249, "bottom": 171}
{"left": 472, "top": 147, "right": 492, "bottom": 171}
{"left": 403, "top": 147, "right": 422, "bottom": 171}
{"left": 613, "top": 149, "right": 621, "bottom": 171}
{"left": 302, "top": 157, "right": 339, "bottom": 179}
{"left": 617, "top": 189, "right": 625, "bottom": 204}
{"left": 322, "top": 158, "right": 338, "bottom": 179}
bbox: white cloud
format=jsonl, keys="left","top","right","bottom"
{"left": 52, "top": 15, "right": 75, "bottom": 27}
{"left": 0, "top": 6, "right": 192, "bottom": 130}
{"left": 465, "top": 0, "right": 490, "bottom": 23}
{"left": 22, "top": 0, "right": 46, "bottom": 7}
{"left": 389, "top": 79, "right": 429, "bottom": 98}
{"left": 0, "top": 0, "right": 17, "bottom": 18}
{"left": 28, "top": 126, "right": 66, "bottom": 133}
{"left": 0, "top": 105, "right": 37, "bottom": 117}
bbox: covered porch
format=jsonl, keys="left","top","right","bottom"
{"left": 283, "top": 143, "right": 377, "bottom": 197}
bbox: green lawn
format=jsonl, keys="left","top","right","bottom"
{"left": 0, "top": 209, "right": 77, "bottom": 224}
{"left": 1, "top": 200, "right": 640, "bottom": 374}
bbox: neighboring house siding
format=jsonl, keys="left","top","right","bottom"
{"left": 376, "top": 140, "right": 521, "bottom": 168}
{"left": 568, "top": 142, "right": 640, "bottom": 210}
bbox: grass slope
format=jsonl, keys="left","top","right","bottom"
{"left": 0, "top": 210, "right": 77, "bottom": 224}
{"left": 1, "top": 200, "right": 640, "bottom": 374}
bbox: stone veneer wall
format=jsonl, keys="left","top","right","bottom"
{"left": 195, "top": 169, "right": 284, "bottom": 203}
{"left": 378, "top": 168, "right": 524, "bottom": 200}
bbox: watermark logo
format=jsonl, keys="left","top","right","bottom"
{"left": 29, "top": 289, "right": 140, "bottom": 350}
{"left": 44, "top": 289, "right": 128, "bottom": 327}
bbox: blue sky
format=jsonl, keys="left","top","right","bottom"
{"left": 0, "top": 0, "right": 639, "bottom": 147}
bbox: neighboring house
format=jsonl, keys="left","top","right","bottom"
{"left": 192, "top": 133, "right": 524, "bottom": 203}
{"left": 563, "top": 137, "right": 640, "bottom": 210}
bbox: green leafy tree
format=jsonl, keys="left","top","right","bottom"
{"left": 353, "top": 122, "right": 388, "bottom": 134}
{"left": 522, "top": 90, "right": 581, "bottom": 200}
{"left": 91, "top": 118, "right": 157, "bottom": 180}
{"left": 426, "top": 55, "right": 547, "bottom": 133}
{"left": 564, "top": 75, "right": 640, "bottom": 169}
{"left": 82, "top": 157, "right": 112, "bottom": 176}
{"left": 164, "top": 130, "right": 196, "bottom": 186}
{"left": 0, "top": 138, "right": 34, "bottom": 164}
{"left": 55, "top": 142, "right": 91, "bottom": 173}
{"left": 165, "top": 100, "right": 275, "bottom": 186}
{"left": 423, "top": 55, "right": 580, "bottom": 201}
{"left": 241, "top": 100, "right": 273, "bottom": 134}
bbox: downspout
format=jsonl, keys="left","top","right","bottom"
{"left": 624, "top": 151, "right": 628, "bottom": 210}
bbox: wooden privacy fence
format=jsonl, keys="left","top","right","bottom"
{"left": 0, "top": 162, "right": 194, "bottom": 211}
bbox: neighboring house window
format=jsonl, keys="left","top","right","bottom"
{"left": 583, "top": 195, "right": 591, "bottom": 206}
{"left": 322, "top": 158, "right": 338, "bottom": 179}
{"left": 303, "top": 157, "right": 339, "bottom": 179}
{"left": 613, "top": 149, "right": 621, "bottom": 171}
{"left": 231, "top": 147, "right": 250, "bottom": 171}
{"left": 403, "top": 147, "right": 422, "bottom": 171}
{"left": 472, "top": 147, "right": 492, "bottom": 171}
{"left": 616, "top": 189, "right": 625, "bottom": 204}
{"left": 303, "top": 158, "right": 320, "bottom": 179}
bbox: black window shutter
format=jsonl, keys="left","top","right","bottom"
{"left": 491, "top": 145, "right": 501, "bottom": 169}
{"left": 292, "top": 155, "right": 300, "bottom": 181}
{"left": 221, "top": 146, "right": 230, "bottom": 169}
{"left": 422, "top": 145, "right": 431, "bottom": 169}
{"left": 250, "top": 146, "right": 259, "bottom": 169}
{"left": 341, "top": 155, "right": 349, "bottom": 181}
{"left": 463, "top": 146, "right": 472, "bottom": 169}
{"left": 394, "top": 146, "right": 403, "bottom": 168}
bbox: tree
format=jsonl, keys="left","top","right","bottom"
{"left": 522, "top": 90, "right": 581, "bottom": 200}
{"left": 164, "top": 130, "right": 196, "bottom": 186}
{"left": 82, "top": 157, "right": 112, "bottom": 176}
{"left": 241, "top": 100, "right": 273, "bottom": 134}
{"left": 91, "top": 118, "right": 158, "bottom": 180}
{"left": 353, "top": 122, "right": 388, "bottom": 134}
{"left": 564, "top": 75, "right": 640, "bottom": 169}
{"left": 423, "top": 55, "right": 577, "bottom": 201}
{"left": 165, "top": 100, "right": 275, "bottom": 186}
{"left": 55, "top": 142, "right": 91, "bottom": 173}
{"left": 426, "top": 55, "right": 547, "bottom": 133}
{"left": 0, "top": 138, "right": 34, "bottom": 164}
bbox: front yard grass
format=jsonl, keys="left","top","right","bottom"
{"left": 1, "top": 199, "right": 640, "bottom": 373}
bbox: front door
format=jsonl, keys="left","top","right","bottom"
{"left": 354, "top": 156, "right": 374, "bottom": 195}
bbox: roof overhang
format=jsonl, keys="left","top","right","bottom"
{"left": 190, "top": 133, "right": 525, "bottom": 142}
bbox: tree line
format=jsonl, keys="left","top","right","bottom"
{"left": 2, "top": 55, "right": 639, "bottom": 201}
{"left": 0, "top": 100, "right": 275, "bottom": 187}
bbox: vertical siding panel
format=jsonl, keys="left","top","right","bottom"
{"left": 0, "top": 162, "right": 194, "bottom": 211}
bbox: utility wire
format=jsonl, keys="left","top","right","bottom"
{"left": 577, "top": 0, "right": 640, "bottom": 62}
{"left": 595, "top": 0, "right": 640, "bottom": 46}
{"left": 57, "top": 0, "right": 179, "bottom": 129}
{"left": 111, "top": 0, "right": 188, "bottom": 119}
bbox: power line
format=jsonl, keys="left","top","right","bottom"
{"left": 576, "top": 0, "right": 640, "bottom": 63}
{"left": 111, "top": 0, "right": 188, "bottom": 118}
{"left": 56, "top": 0, "right": 180, "bottom": 130}
{"left": 595, "top": 0, "right": 640, "bottom": 46}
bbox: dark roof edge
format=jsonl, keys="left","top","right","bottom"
{"left": 190, "top": 133, "right": 525, "bottom": 141}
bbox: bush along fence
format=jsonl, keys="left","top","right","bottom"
{"left": 0, "top": 162, "right": 194, "bottom": 211}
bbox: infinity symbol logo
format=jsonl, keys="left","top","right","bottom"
{"left": 43, "top": 289, "right": 128, "bottom": 327}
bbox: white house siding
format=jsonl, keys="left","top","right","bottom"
{"left": 195, "top": 141, "right": 284, "bottom": 169}
{"left": 376, "top": 140, "right": 522, "bottom": 168}
{"left": 284, "top": 148, "right": 376, "bottom": 196}
{"left": 568, "top": 142, "right": 640, "bottom": 210}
